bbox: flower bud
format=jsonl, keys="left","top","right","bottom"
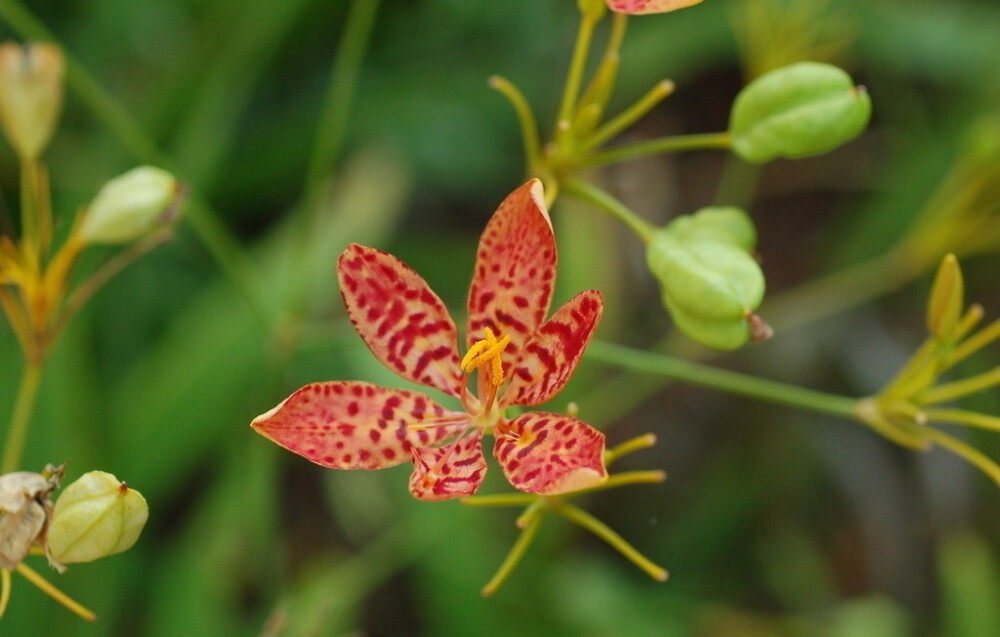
{"left": 0, "top": 42, "right": 64, "bottom": 160}
{"left": 927, "top": 254, "right": 964, "bottom": 342}
{"left": 78, "top": 166, "right": 183, "bottom": 245}
{"left": 46, "top": 471, "right": 148, "bottom": 567}
{"left": 0, "top": 467, "right": 61, "bottom": 570}
{"left": 730, "top": 62, "right": 871, "bottom": 164}
{"left": 647, "top": 210, "right": 765, "bottom": 350}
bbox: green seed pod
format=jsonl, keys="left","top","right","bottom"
{"left": 78, "top": 166, "right": 183, "bottom": 245}
{"left": 730, "top": 61, "right": 871, "bottom": 164}
{"left": 647, "top": 227, "right": 765, "bottom": 350}
{"left": 46, "top": 471, "right": 148, "bottom": 568}
{"left": 663, "top": 206, "right": 757, "bottom": 251}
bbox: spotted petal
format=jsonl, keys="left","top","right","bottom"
{"left": 251, "top": 382, "right": 468, "bottom": 470}
{"left": 339, "top": 244, "right": 463, "bottom": 397}
{"left": 504, "top": 290, "right": 603, "bottom": 407}
{"left": 409, "top": 433, "right": 487, "bottom": 501}
{"left": 466, "top": 179, "right": 556, "bottom": 371}
{"left": 493, "top": 413, "right": 607, "bottom": 495}
{"left": 606, "top": 0, "right": 703, "bottom": 14}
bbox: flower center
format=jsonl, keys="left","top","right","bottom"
{"left": 460, "top": 327, "right": 511, "bottom": 387}
{"left": 460, "top": 327, "right": 511, "bottom": 418}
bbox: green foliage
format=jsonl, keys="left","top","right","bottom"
{"left": 1, "top": 0, "right": 999, "bottom": 635}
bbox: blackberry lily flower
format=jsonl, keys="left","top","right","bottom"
{"left": 252, "top": 180, "right": 608, "bottom": 501}
{"left": 606, "top": 0, "right": 703, "bottom": 14}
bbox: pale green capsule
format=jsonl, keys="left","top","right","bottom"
{"left": 664, "top": 206, "right": 757, "bottom": 251}
{"left": 647, "top": 229, "right": 765, "bottom": 350}
{"left": 78, "top": 166, "right": 182, "bottom": 245}
{"left": 46, "top": 471, "right": 148, "bottom": 567}
{"left": 730, "top": 62, "right": 871, "bottom": 164}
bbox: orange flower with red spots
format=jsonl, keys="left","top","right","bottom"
{"left": 252, "top": 180, "right": 608, "bottom": 501}
{"left": 606, "top": 0, "right": 703, "bottom": 14}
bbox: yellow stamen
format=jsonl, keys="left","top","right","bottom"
{"left": 460, "top": 327, "right": 512, "bottom": 386}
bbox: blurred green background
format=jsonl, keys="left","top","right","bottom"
{"left": 2, "top": 0, "right": 999, "bottom": 634}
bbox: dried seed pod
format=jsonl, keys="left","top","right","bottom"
{"left": 0, "top": 466, "right": 62, "bottom": 570}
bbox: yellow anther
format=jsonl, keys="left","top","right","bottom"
{"left": 460, "top": 327, "right": 512, "bottom": 386}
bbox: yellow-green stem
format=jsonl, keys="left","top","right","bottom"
{"left": 948, "top": 318, "right": 1000, "bottom": 368}
{"left": 604, "top": 433, "right": 657, "bottom": 465}
{"left": 918, "top": 426, "right": 1000, "bottom": 489}
{"left": 554, "top": 502, "right": 667, "bottom": 581}
{"left": 925, "top": 408, "right": 1000, "bottom": 433}
{"left": 918, "top": 367, "right": 1000, "bottom": 405}
{"left": 19, "top": 157, "right": 40, "bottom": 269}
{"left": 580, "top": 132, "right": 731, "bottom": 167}
{"left": 1, "top": 361, "right": 43, "bottom": 473}
{"left": 587, "top": 340, "right": 858, "bottom": 418}
{"left": 570, "top": 471, "right": 667, "bottom": 498}
{"left": 489, "top": 76, "right": 542, "bottom": 173}
{"left": 582, "top": 80, "right": 675, "bottom": 151}
{"left": 481, "top": 509, "right": 544, "bottom": 597}
{"left": 0, "top": 568, "right": 10, "bottom": 618}
{"left": 563, "top": 177, "right": 655, "bottom": 243}
{"left": 462, "top": 493, "right": 537, "bottom": 508}
{"left": 14, "top": 562, "right": 95, "bottom": 621}
{"left": 555, "top": 9, "right": 600, "bottom": 140}
{"left": 576, "top": 12, "right": 627, "bottom": 114}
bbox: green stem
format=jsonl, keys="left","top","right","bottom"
{"left": 19, "top": 157, "right": 38, "bottom": 265}
{"left": 918, "top": 426, "right": 1000, "bottom": 489}
{"left": 949, "top": 318, "right": 1000, "bottom": 368}
{"left": 586, "top": 340, "right": 858, "bottom": 419}
{"left": 604, "top": 433, "right": 658, "bottom": 465}
{"left": 554, "top": 502, "right": 667, "bottom": 581}
{"left": 302, "top": 0, "right": 380, "bottom": 206}
{"left": 461, "top": 493, "right": 538, "bottom": 508}
{"left": 580, "top": 132, "right": 731, "bottom": 167}
{"left": 582, "top": 80, "right": 675, "bottom": 151}
{"left": 563, "top": 177, "right": 655, "bottom": 243}
{"left": 570, "top": 470, "right": 667, "bottom": 497}
{"left": 15, "top": 562, "right": 96, "bottom": 621}
{"left": 918, "top": 367, "right": 1000, "bottom": 405}
{"left": 925, "top": 408, "right": 1000, "bottom": 433}
{"left": 576, "top": 11, "right": 627, "bottom": 115}
{"left": 2, "top": 361, "right": 43, "bottom": 473}
{"left": 556, "top": 9, "right": 599, "bottom": 136}
{"left": 489, "top": 76, "right": 542, "bottom": 173}
{"left": 481, "top": 508, "right": 544, "bottom": 597}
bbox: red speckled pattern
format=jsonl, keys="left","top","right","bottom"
{"left": 409, "top": 433, "right": 487, "bottom": 501}
{"left": 466, "top": 179, "right": 555, "bottom": 372}
{"left": 251, "top": 382, "right": 467, "bottom": 470}
{"left": 606, "top": 0, "right": 703, "bottom": 14}
{"left": 493, "top": 412, "right": 607, "bottom": 494}
{"left": 504, "top": 290, "right": 603, "bottom": 408}
{"left": 338, "top": 244, "right": 463, "bottom": 397}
